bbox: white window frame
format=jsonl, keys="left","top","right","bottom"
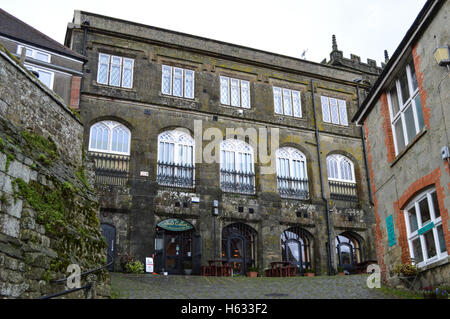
{"left": 387, "top": 59, "right": 424, "bottom": 155}
{"left": 88, "top": 121, "right": 131, "bottom": 156}
{"left": 161, "top": 65, "right": 195, "bottom": 99}
{"left": 326, "top": 154, "right": 355, "bottom": 183}
{"left": 404, "top": 188, "right": 447, "bottom": 268}
{"left": 276, "top": 147, "right": 308, "bottom": 180}
{"left": 96, "top": 53, "right": 134, "bottom": 89}
{"left": 24, "top": 64, "right": 54, "bottom": 89}
{"left": 320, "top": 96, "right": 348, "bottom": 126}
{"left": 17, "top": 45, "right": 51, "bottom": 63}
{"left": 220, "top": 76, "right": 251, "bottom": 109}
{"left": 273, "top": 87, "right": 302, "bottom": 118}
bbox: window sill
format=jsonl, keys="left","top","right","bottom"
{"left": 93, "top": 82, "right": 137, "bottom": 93}
{"left": 417, "top": 254, "right": 449, "bottom": 272}
{"left": 160, "top": 92, "right": 196, "bottom": 102}
{"left": 390, "top": 129, "right": 427, "bottom": 167}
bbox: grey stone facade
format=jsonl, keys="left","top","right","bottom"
{"left": 65, "top": 10, "right": 381, "bottom": 276}
{"left": 0, "top": 50, "right": 109, "bottom": 299}
{"left": 354, "top": 0, "right": 449, "bottom": 288}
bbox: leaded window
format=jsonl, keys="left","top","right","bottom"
{"left": 276, "top": 147, "right": 308, "bottom": 199}
{"left": 387, "top": 58, "right": 424, "bottom": 155}
{"left": 89, "top": 121, "right": 131, "bottom": 155}
{"left": 273, "top": 87, "right": 302, "bottom": 118}
{"left": 404, "top": 188, "right": 447, "bottom": 267}
{"left": 321, "top": 96, "right": 348, "bottom": 126}
{"left": 161, "top": 65, "right": 195, "bottom": 99}
{"left": 326, "top": 154, "right": 357, "bottom": 201}
{"left": 220, "top": 139, "right": 255, "bottom": 194}
{"left": 220, "top": 76, "right": 251, "bottom": 109}
{"left": 97, "top": 53, "right": 134, "bottom": 88}
{"left": 157, "top": 130, "right": 195, "bottom": 188}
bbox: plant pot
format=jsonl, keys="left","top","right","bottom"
{"left": 338, "top": 272, "right": 345, "bottom": 276}
{"left": 247, "top": 271, "right": 258, "bottom": 278}
{"left": 304, "top": 273, "right": 315, "bottom": 277}
{"left": 184, "top": 269, "right": 192, "bottom": 275}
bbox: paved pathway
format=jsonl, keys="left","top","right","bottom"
{"left": 110, "top": 273, "right": 396, "bottom": 299}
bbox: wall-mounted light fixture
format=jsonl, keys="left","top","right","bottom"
{"left": 433, "top": 46, "right": 450, "bottom": 66}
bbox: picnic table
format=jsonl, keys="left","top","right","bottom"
{"left": 266, "top": 261, "right": 296, "bottom": 277}
{"left": 201, "top": 260, "right": 232, "bottom": 276}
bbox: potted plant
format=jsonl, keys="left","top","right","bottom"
{"left": 392, "top": 263, "right": 419, "bottom": 279}
{"left": 337, "top": 266, "right": 345, "bottom": 276}
{"left": 304, "top": 268, "right": 315, "bottom": 277}
{"left": 247, "top": 266, "right": 258, "bottom": 278}
{"left": 184, "top": 261, "right": 192, "bottom": 275}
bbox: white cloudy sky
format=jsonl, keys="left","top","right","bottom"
{"left": 2, "top": 0, "right": 427, "bottom": 65}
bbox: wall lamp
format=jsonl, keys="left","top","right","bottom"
{"left": 433, "top": 46, "right": 450, "bottom": 66}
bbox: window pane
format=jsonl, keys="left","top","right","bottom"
{"left": 399, "top": 70, "right": 410, "bottom": 104}
{"left": 431, "top": 192, "right": 440, "bottom": 218}
{"left": 230, "top": 78, "right": 240, "bottom": 107}
{"left": 404, "top": 105, "right": 417, "bottom": 144}
{"left": 37, "top": 70, "right": 52, "bottom": 88}
{"left": 173, "top": 67, "right": 183, "bottom": 97}
{"left": 394, "top": 119, "right": 406, "bottom": 153}
{"left": 321, "top": 96, "right": 331, "bottom": 123}
{"left": 98, "top": 62, "right": 109, "bottom": 84}
{"left": 338, "top": 100, "right": 348, "bottom": 126}
{"left": 273, "top": 87, "right": 283, "bottom": 114}
{"left": 409, "top": 60, "right": 418, "bottom": 92}
{"left": 408, "top": 206, "right": 418, "bottom": 232}
{"left": 419, "top": 197, "right": 431, "bottom": 224}
{"left": 389, "top": 86, "right": 400, "bottom": 116}
{"left": 282, "top": 89, "right": 292, "bottom": 116}
{"left": 241, "top": 80, "right": 250, "bottom": 108}
{"left": 330, "top": 98, "right": 339, "bottom": 124}
{"left": 412, "top": 238, "right": 423, "bottom": 263}
{"left": 292, "top": 91, "right": 302, "bottom": 117}
{"left": 162, "top": 65, "right": 172, "bottom": 95}
{"left": 35, "top": 51, "right": 49, "bottom": 62}
{"left": 220, "top": 77, "right": 230, "bottom": 105}
{"left": 437, "top": 225, "right": 447, "bottom": 253}
{"left": 423, "top": 230, "right": 437, "bottom": 259}
{"left": 184, "top": 69, "right": 195, "bottom": 99}
{"left": 414, "top": 95, "right": 425, "bottom": 131}
{"left": 122, "top": 58, "right": 134, "bottom": 88}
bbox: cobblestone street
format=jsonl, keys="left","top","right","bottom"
{"left": 110, "top": 273, "right": 398, "bottom": 299}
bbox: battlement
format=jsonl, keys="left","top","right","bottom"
{"left": 321, "top": 35, "right": 385, "bottom": 76}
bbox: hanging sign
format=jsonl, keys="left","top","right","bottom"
{"left": 157, "top": 219, "right": 193, "bottom": 232}
{"left": 386, "top": 215, "right": 396, "bottom": 247}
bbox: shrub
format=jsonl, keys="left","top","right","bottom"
{"left": 337, "top": 266, "right": 345, "bottom": 273}
{"left": 304, "top": 268, "right": 314, "bottom": 273}
{"left": 124, "top": 260, "right": 145, "bottom": 274}
{"left": 392, "top": 264, "right": 419, "bottom": 277}
{"left": 184, "top": 261, "right": 192, "bottom": 269}
{"left": 247, "top": 266, "right": 258, "bottom": 272}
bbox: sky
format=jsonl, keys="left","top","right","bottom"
{"left": 2, "top": 0, "right": 427, "bottom": 66}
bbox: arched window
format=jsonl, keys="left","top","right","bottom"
{"left": 326, "top": 154, "right": 355, "bottom": 182}
{"left": 222, "top": 223, "right": 257, "bottom": 274}
{"left": 281, "top": 227, "right": 313, "bottom": 274}
{"left": 335, "top": 232, "right": 362, "bottom": 271}
{"left": 327, "top": 154, "right": 357, "bottom": 201}
{"left": 89, "top": 121, "right": 131, "bottom": 155}
{"left": 220, "top": 139, "right": 255, "bottom": 194}
{"left": 157, "top": 130, "right": 195, "bottom": 188}
{"left": 276, "top": 147, "right": 309, "bottom": 199}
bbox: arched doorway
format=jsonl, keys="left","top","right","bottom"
{"left": 335, "top": 232, "right": 362, "bottom": 271}
{"left": 221, "top": 223, "right": 257, "bottom": 275}
{"left": 154, "top": 218, "right": 197, "bottom": 275}
{"left": 281, "top": 227, "right": 312, "bottom": 274}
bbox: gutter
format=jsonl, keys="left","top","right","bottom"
{"left": 311, "top": 79, "right": 335, "bottom": 275}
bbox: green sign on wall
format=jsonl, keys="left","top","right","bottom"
{"left": 418, "top": 222, "right": 435, "bottom": 235}
{"left": 158, "top": 219, "right": 193, "bottom": 232}
{"left": 386, "top": 215, "right": 396, "bottom": 247}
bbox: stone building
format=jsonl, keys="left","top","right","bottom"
{"left": 64, "top": 10, "right": 383, "bottom": 276}
{"left": 0, "top": 9, "right": 85, "bottom": 109}
{"left": 353, "top": 0, "right": 449, "bottom": 288}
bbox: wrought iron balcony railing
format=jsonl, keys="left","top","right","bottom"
{"left": 220, "top": 169, "right": 255, "bottom": 195}
{"left": 89, "top": 151, "right": 130, "bottom": 186}
{"left": 277, "top": 176, "right": 309, "bottom": 200}
{"left": 329, "top": 180, "right": 358, "bottom": 202}
{"left": 157, "top": 162, "right": 195, "bottom": 189}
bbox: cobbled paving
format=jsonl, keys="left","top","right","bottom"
{"left": 111, "top": 273, "right": 396, "bottom": 299}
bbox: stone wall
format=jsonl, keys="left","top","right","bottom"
{"left": 0, "top": 49, "right": 110, "bottom": 299}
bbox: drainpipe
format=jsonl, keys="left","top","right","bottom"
{"left": 354, "top": 79, "right": 374, "bottom": 206}
{"left": 310, "top": 80, "right": 335, "bottom": 275}
{"left": 82, "top": 21, "right": 90, "bottom": 56}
